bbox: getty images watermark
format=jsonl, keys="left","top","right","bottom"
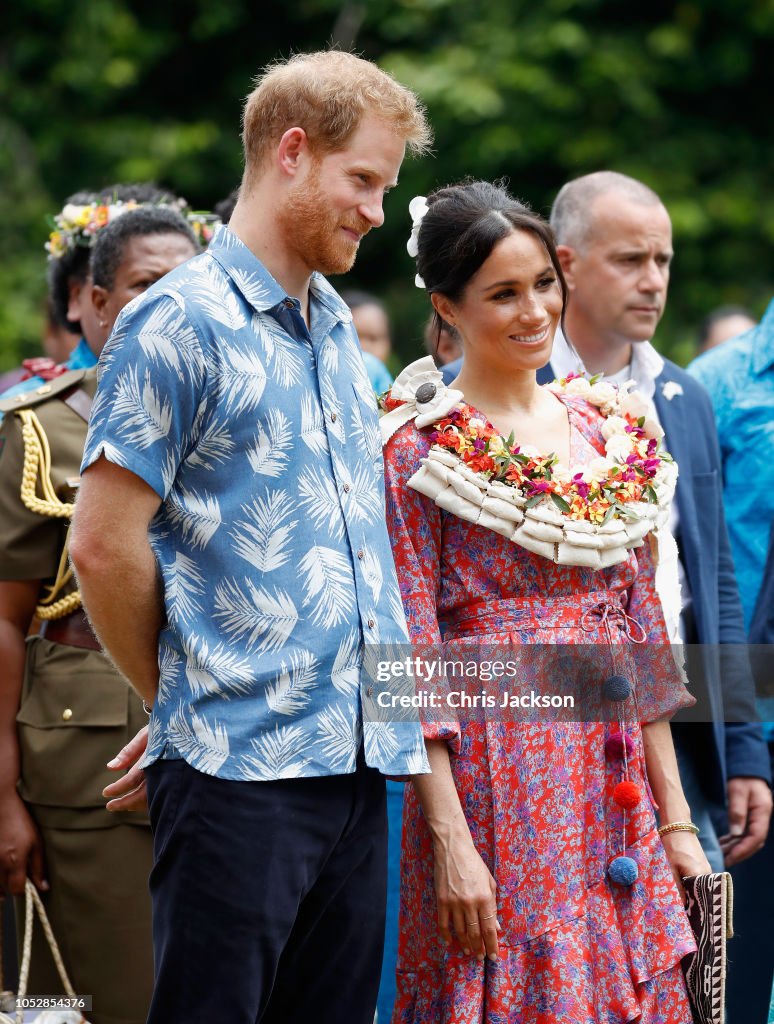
{"left": 361, "top": 643, "right": 771, "bottom": 724}
{"left": 375, "top": 655, "right": 574, "bottom": 711}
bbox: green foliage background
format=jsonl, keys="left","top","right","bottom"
{"left": 2, "top": 0, "right": 773, "bottom": 371}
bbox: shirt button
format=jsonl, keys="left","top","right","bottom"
{"left": 366, "top": 686, "right": 374, "bottom": 697}
{"left": 283, "top": 298, "right": 294, "bottom": 308}
{"left": 343, "top": 483, "right": 351, "bottom": 493}
{"left": 368, "top": 618, "right": 375, "bottom": 629}
{"left": 331, "top": 412, "right": 338, "bottom": 422}
{"left": 357, "top": 549, "right": 364, "bottom": 560}
{"left": 62, "top": 708, "right": 73, "bottom": 721}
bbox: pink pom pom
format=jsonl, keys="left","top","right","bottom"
{"left": 605, "top": 731, "right": 635, "bottom": 759}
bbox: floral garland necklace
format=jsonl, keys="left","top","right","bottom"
{"left": 380, "top": 357, "right": 677, "bottom": 569}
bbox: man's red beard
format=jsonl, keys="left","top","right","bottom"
{"left": 280, "top": 168, "right": 371, "bottom": 277}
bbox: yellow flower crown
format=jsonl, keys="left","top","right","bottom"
{"left": 45, "top": 198, "right": 220, "bottom": 259}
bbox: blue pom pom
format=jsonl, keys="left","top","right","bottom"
{"left": 608, "top": 856, "right": 638, "bottom": 886}
{"left": 603, "top": 674, "right": 631, "bottom": 702}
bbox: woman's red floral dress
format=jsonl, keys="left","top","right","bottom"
{"left": 384, "top": 392, "right": 697, "bottom": 1024}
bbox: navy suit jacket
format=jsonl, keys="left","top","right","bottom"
{"left": 533, "top": 358, "right": 770, "bottom": 797}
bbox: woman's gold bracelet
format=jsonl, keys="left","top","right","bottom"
{"left": 657, "top": 821, "right": 700, "bottom": 837}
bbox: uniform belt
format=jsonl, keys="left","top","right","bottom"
{"left": 39, "top": 609, "right": 101, "bottom": 651}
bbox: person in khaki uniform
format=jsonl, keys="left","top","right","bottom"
{"left": 0, "top": 203, "right": 200, "bottom": 1024}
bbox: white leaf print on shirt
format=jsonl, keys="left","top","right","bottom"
{"left": 241, "top": 725, "right": 311, "bottom": 780}
{"left": 321, "top": 339, "right": 339, "bottom": 375}
{"left": 344, "top": 343, "right": 373, "bottom": 396}
{"left": 167, "top": 487, "right": 222, "bottom": 550}
{"left": 403, "top": 737, "right": 431, "bottom": 775}
{"left": 255, "top": 313, "right": 304, "bottom": 388}
{"left": 300, "top": 392, "right": 329, "bottom": 455}
{"left": 187, "top": 416, "right": 235, "bottom": 470}
{"left": 332, "top": 454, "right": 382, "bottom": 524}
{"left": 214, "top": 343, "right": 267, "bottom": 416}
{"left": 363, "top": 721, "right": 400, "bottom": 765}
{"left": 297, "top": 469, "right": 344, "bottom": 541}
{"left": 213, "top": 578, "right": 299, "bottom": 654}
{"left": 299, "top": 545, "right": 355, "bottom": 630}
{"left": 135, "top": 300, "right": 204, "bottom": 385}
{"left": 331, "top": 630, "right": 361, "bottom": 693}
{"left": 265, "top": 650, "right": 319, "bottom": 716}
{"left": 230, "top": 269, "right": 272, "bottom": 306}
{"left": 319, "top": 376, "right": 346, "bottom": 444}
{"left": 160, "top": 450, "right": 180, "bottom": 495}
{"left": 182, "top": 634, "right": 254, "bottom": 699}
{"left": 156, "top": 643, "right": 182, "bottom": 706}
{"left": 167, "top": 551, "right": 206, "bottom": 624}
{"left": 361, "top": 547, "right": 384, "bottom": 604}
{"left": 113, "top": 367, "right": 172, "bottom": 448}
{"left": 317, "top": 706, "right": 358, "bottom": 769}
{"left": 386, "top": 583, "right": 409, "bottom": 634}
{"left": 168, "top": 704, "right": 231, "bottom": 775}
{"left": 190, "top": 262, "right": 247, "bottom": 330}
{"left": 247, "top": 409, "right": 293, "bottom": 478}
{"left": 349, "top": 403, "right": 381, "bottom": 463}
{"left": 230, "top": 490, "right": 297, "bottom": 573}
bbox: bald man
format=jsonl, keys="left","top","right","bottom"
{"left": 544, "top": 172, "right": 770, "bottom": 884}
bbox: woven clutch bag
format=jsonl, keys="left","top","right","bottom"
{"left": 681, "top": 871, "right": 734, "bottom": 1024}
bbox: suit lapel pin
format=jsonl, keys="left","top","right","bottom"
{"left": 661, "top": 381, "right": 684, "bottom": 401}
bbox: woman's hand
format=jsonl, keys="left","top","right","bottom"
{"left": 660, "top": 830, "right": 713, "bottom": 898}
{"left": 432, "top": 833, "right": 499, "bottom": 961}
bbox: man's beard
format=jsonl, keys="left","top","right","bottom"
{"left": 280, "top": 171, "right": 369, "bottom": 277}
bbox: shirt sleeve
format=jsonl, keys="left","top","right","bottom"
{"left": 81, "top": 293, "right": 206, "bottom": 499}
{"left": 384, "top": 421, "right": 461, "bottom": 751}
{"left": 625, "top": 535, "right": 695, "bottom": 723}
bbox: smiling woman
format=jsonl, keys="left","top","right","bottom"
{"left": 382, "top": 179, "right": 709, "bottom": 1024}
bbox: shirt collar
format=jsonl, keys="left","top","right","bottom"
{"left": 205, "top": 225, "right": 353, "bottom": 326}
{"left": 550, "top": 328, "right": 664, "bottom": 398}
{"left": 752, "top": 297, "right": 774, "bottom": 375}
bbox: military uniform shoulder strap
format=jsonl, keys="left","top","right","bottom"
{"left": 0, "top": 368, "right": 90, "bottom": 414}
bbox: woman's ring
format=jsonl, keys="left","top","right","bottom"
{"left": 480, "top": 913, "right": 497, "bottom": 921}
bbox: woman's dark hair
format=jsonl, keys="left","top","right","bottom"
{"left": 91, "top": 206, "right": 198, "bottom": 291}
{"left": 415, "top": 180, "right": 567, "bottom": 343}
{"left": 47, "top": 183, "right": 183, "bottom": 333}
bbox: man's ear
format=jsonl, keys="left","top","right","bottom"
{"left": 277, "top": 127, "right": 309, "bottom": 177}
{"left": 556, "top": 245, "right": 576, "bottom": 289}
{"left": 91, "top": 284, "right": 109, "bottom": 327}
{"left": 431, "top": 292, "right": 456, "bottom": 329}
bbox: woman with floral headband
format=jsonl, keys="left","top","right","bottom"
{"left": 0, "top": 183, "right": 217, "bottom": 407}
{"left": 380, "top": 181, "right": 710, "bottom": 1023}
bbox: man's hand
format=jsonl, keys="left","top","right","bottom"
{"left": 103, "top": 726, "right": 149, "bottom": 813}
{"left": 719, "top": 776, "right": 773, "bottom": 866}
{"left": 0, "top": 792, "right": 48, "bottom": 896}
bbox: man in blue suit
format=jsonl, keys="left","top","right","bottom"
{"left": 540, "top": 173, "right": 770, "bottom": 892}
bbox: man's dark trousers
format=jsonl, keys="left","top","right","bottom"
{"left": 144, "top": 754, "right": 387, "bottom": 1023}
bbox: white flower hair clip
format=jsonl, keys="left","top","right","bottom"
{"left": 406, "top": 195, "right": 429, "bottom": 289}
